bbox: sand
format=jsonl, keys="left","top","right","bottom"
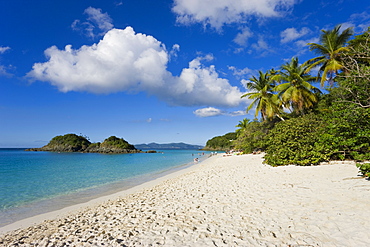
{"left": 0, "top": 153, "right": 369, "bottom": 246}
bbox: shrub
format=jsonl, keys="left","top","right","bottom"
{"left": 101, "top": 136, "right": 135, "bottom": 149}
{"left": 233, "top": 120, "right": 274, "bottom": 153}
{"left": 264, "top": 114, "right": 330, "bottom": 166}
{"left": 357, "top": 163, "right": 370, "bottom": 177}
{"left": 204, "top": 132, "right": 237, "bottom": 150}
{"left": 48, "top": 134, "right": 91, "bottom": 151}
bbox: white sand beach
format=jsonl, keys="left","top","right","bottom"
{"left": 1, "top": 153, "right": 369, "bottom": 246}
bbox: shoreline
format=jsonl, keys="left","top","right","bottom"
{"left": 0, "top": 153, "right": 210, "bottom": 234}
{"left": 1, "top": 153, "right": 370, "bottom": 246}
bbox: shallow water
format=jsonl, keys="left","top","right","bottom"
{"left": 0, "top": 148, "right": 211, "bottom": 227}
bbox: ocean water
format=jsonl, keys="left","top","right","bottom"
{"left": 0, "top": 148, "right": 212, "bottom": 227}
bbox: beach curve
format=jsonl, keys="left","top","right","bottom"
{"left": 1, "top": 153, "right": 369, "bottom": 246}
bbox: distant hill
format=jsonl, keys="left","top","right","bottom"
{"left": 135, "top": 142, "right": 203, "bottom": 150}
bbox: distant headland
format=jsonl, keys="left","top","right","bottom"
{"left": 26, "top": 134, "right": 153, "bottom": 154}
{"left": 135, "top": 142, "right": 203, "bottom": 150}
{"left": 26, "top": 134, "right": 204, "bottom": 154}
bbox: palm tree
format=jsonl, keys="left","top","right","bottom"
{"left": 305, "top": 24, "right": 354, "bottom": 87}
{"left": 273, "top": 57, "right": 321, "bottom": 115}
{"left": 241, "top": 70, "right": 283, "bottom": 121}
{"left": 235, "top": 118, "right": 250, "bottom": 134}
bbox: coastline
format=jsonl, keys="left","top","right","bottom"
{"left": 1, "top": 153, "right": 370, "bottom": 246}
{"left": 0, "top": 153, "right": 209, "bottom": 234}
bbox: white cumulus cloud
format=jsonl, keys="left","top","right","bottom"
{"left": 166, "top": 55, "right": 245, "bottom": 107}
{"left": 280, "top": 27, "right": 310, "bottom": 43}
{"left": 27, "top": 27, "right": 169, "bottom": 94}
{"left": 27, "top": 27, "right": 246, "bottom": 108}
{"left": 172, "top": 0, "right": 297, "bottom": 29}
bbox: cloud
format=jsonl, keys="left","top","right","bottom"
{"left": 250, "top": 36, "right": 271, "bottom": 56}
{"left": 0, "top": 46, "right": 10, "bottom": 54}
{"left": 168, "top": 55, "right": 245, "bottom": 107}
{"left": 349, "top": 11, "right": 370, "bottom": 32}
{"left": 0, "top": 66, "right": 9, "bottom": 76}
{"left": 194, "top": 107, "right": 247, "bottom": 117}
{"left": 169, "top": 44, "right": 180, "bottom": 59}
{"left": 194, "top": 107, "right": 224, "bottom": 117}
{"left": 172, "top": 0, "right": 297, "bottom": 29}
{"left": 72, "top": 7, "right": 113, "bottom": 38}
{"left": 146, "top": 118, "right": 152, "bottom": 123}
{"left": 280, "top": 27, "right": 310, "bottom": 43}
{"left": 0, "top": 46, "right": 12, "bottom": 77}
{"left": 294, "top": 37, "right": 319, "bottom": 48}
{"left": 28, "top": 27, "right": 169, "bottom": 94}
{"left": 234, "top": 27, "right": 253, "bottom": 46}
{"left": 27, "top": 27, "right": 246, "bottom": 108}
{"left": 228, "top": 66, "right": 256, "bottom": 78}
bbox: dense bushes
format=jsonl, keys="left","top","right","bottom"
{"left": 263, "top": 114, "right": 329, "bottom": 166}
{"left": 47, "top": 134, "right": 91, "bottom": 152}
{"left": 101, "top": 136, "right": 135, "bottom": 149}
{"left": 233, "top": 120, "right": 274, "bottom": 153}
{"left": 357, "top": 163, "right": 370, "bottom": 177}
{"left": 204, "top": 132, "right": 236, "bottom": 150}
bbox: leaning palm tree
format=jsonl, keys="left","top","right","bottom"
{"left": 305, "top": 24, "right": 354, "bottom": 87}
{"left": 235, "top": 118, "right": 250, "bottom": 134}
{"left": 241, "top": 70, "right": 283, "bottom": 121}
{"left": 273, "top": 57, "right": 321, "bottom": 115}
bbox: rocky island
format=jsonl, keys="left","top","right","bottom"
{"left": 26, "top": 134, "right": 153, "bottom": 154}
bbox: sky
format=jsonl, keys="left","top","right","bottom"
{"left": 0, "top": 0, "right": 369, "bottom": 147}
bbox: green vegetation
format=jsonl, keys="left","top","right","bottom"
{"left": 204, "top": 132, "right": 237, "bottom": 151}
{"left": 357, "top": 163, "right": 370, "bottom": 177}
{"left": 27, "top": 134, "right": 139, "bottom": 153}
{"left": 233, "top": 119, "right": 274, "bottom": 154}
{"left": 241, "top": 70, "right": 280, "bottom": 121}
{"left": 207, "top": 25, "right": 370, "bottom": 176}
{"left": 42, "top": 134, "right": 91, "bottom": 152}
{"left": 101, "top": 136, "right": 135, "bottom": 149}
{"left": 305, "top": 25, "right": 354, "bottom": 87}
{"left": 264, "top": 114, "right": 328, "bottom": 166}
{"left": 272, "top": 57, "right": 321, "bottom": 116}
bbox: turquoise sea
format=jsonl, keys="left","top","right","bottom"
{"left": 0, "top": 148, "right": 212, "bottom": 227}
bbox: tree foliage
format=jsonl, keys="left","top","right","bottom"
{"left": 101, "top": 136, "right": 135, "bottom": 149}
{"left": 227, "top": 25, "right": 370, "bottom": 168}
{"left": 305, "top": 24, "right": 354, "bottom": 86}
{"left": 263, "top": 114, "right": 329, "bottom": 166}
{"left": 204, "top": 132, "right": 237, "bottom": 150}
{"left": 48, "top": 134, "right": 91, "bottom": 151}
{"left": 241, "top": 70, "right": 281, "bottom": 121}
{"left": 273, "top": 57, "right": 321, "bottom": 115}
{"left": 233, "top": 120, "right": 274, "bottom": 153}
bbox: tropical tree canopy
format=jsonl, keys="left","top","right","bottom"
{"left": 305, "top": 24, "right": 354, "bottom": 87}
{"left": 241, "top": 70, "right": 281, "bottom": 121}
{"left": 235, "top": 118, "right": 250, "bottom": 134}
{"left": 272, "top": 57, "right": 321, "bottom": 115}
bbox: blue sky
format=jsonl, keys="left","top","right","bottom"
{"left": 0, "top": 0, "right": 369, "bottom": 147}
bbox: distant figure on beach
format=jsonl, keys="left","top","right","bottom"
{"left": 194, "top": 158, "right": 199, "bottom": 163}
